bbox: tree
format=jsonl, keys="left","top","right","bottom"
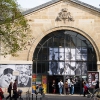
{"left": 0, "top": 0, "right": 32, "bottom": 56}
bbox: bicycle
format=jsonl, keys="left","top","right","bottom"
{"left": 88, "top": 88, "right": 100, "bottom": 100}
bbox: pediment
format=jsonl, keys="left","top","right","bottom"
{"left": 23, "top": 0, "right": 100, "bottom": 16}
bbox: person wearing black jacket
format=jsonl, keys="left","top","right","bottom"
{"left": 6, "top": 82, "right": 12, "bottom": 100}
{"left": 13, "top": 79, "right": 17, "bottom": 100}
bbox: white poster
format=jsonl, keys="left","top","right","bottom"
{"left": 0, "top": 64, "right": 32, "bottom": 88}
{"left": 49, "top": 48, "right": 87, "bottom": 75}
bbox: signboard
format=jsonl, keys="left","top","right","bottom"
{"left": 88, "top": 72, "right": 99, "bottom": 88}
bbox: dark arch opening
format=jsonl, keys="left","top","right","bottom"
{"left": 32, "top": 30, "right": 97, "bottom": 94}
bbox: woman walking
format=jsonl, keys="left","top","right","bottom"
{"left": 6, "top": 82, "right": 13, "bottom": 100}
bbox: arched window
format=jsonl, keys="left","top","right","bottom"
{"left": 33, "top": 30, "right": 97, "bottom": 75}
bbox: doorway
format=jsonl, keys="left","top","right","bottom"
{"left": 48, "top": 75, "right": 63, "bottom": 94}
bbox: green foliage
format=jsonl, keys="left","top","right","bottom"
{"left": 0, "top": 0, "right": 32, "bottom": 56}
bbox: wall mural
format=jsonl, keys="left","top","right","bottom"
{"left": 49, "top": 47, "right": 87, "bottom": 75}
{"left": 0, "top": 64, "right": 32, "bottom": 88}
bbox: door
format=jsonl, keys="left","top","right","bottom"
{"left": 48, "top": 75, "right": 63, "bottom": 94}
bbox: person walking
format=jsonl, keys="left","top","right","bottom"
{"left": 70, "top": 79, "right": 74, "bottom": 95}
{"left": 13, "top": 79, "right": 18, "bottom": 100}
{"left": 39, "top": 84, "right": 44, "bottom": 95}
{"left": 58, "top": 79, "right": 63, "bottom": 95}
{"left": 6, "top": 82, "right": 13, "bottom": 100}
{"left": 52, "top": 80, "right": 56, "bottom": 94}
{"left": 64, "top": 79, "right": 68, "bottom": 95}
{"left": 83, "top": 82, "right": 88, "bottom": 97}
{"left": 0, "top": 87, "right": 4, "bottom": 100}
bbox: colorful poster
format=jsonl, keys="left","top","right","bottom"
{"left": 32, "top": 75, "right": 42, "bottom": 93}
{"left": 36, "top": 75, "right": 42, "bottom": 84}
{"left": 42, "top": 76, "right": 47, "bottom": 93}
{"left": 88, "top": 72, "right": 99, "bottom": 88}
{"left": 32, "top": 74, "right": 36, "bottom": 93}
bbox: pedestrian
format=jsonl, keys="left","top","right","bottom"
{"left": 52, "top": 80, "right": 56, "bottom": 94}
{"left": 13, "top": 79, "right": 18, "bottom": 100}
{"left": 58, "top": 79, "right": 63, "bottom": 95}
{"left": 86, "top": 81, "right": 89, "bottom": 94}
{"left": 81, "top": 79, "right": 85, "bottom": 95}
{"left": 6, "top": 82, "right": 13, "bottom": 100}
{"left": 83, "top": 82, "right": 88, "bottom": 97}
{"left": 39, "top": 84, "right": 44, "bottom": 95}
{"left": 70, "top": 79, "right": 74, "bottom": 95}
{"left": 64, "top": 79, "right": 68, "bottom": 95}
{"left": 0, "top": 87, "right": 4, "bottom": 100}
{"left": 95, "top": 81, "right": 99, "bottom": 89}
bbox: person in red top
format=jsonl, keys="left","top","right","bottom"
{"left": 13, "top": 79, "right": 18, "bottom": 100}
{"left": 83, "top": 82, "right": 88, "bottom": 97}
{"left": 0, "top": 87, "right": 3, "bottom": 100}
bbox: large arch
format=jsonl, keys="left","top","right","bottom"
{"left": 32, "top": 26, "right": 98, "bottom": 94}
{"left": 27, "top": 26, "right": 100, "bottom": 61}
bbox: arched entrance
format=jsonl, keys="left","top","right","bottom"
{"left": 32, "top": 30, "right": 97, "bottom": 94}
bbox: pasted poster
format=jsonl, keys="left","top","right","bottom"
{"left": 49, "top": 47, "right": 87, "bottom": 75}
{"left": 88, "top": 72, "right": 99, "bottom": 88}
{"left": 36, "top": 75, "right": 42, "bottom": 85}
{"left": 32, "top": 74, "right": 36, "bottom": 93}
{"left": 42, "top": 76, "right": 47, "bottom": 93}
{"left": 0, "top": 64, "right": 32, "bottom": 88}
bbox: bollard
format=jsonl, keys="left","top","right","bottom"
{"left": 36, "top": 94, "right": 37, "bottom": 100}
{"left": 32, "top": 94, "right": 33, "bottom": 100}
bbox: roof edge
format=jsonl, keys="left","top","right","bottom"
{"left": 22, "top": 0, "right": 59, "bottom": 15}
{"left": 22, "top": 0, "right": 100, "bottom": 16}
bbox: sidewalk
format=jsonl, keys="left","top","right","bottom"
{"left": 3, "top": 93, "right": 90, "bottom": 100}
{"left": 4, "top": 93, "right": 84, "bottom": 98}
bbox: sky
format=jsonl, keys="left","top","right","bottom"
{"left": 17, "top": 0, "right": 100, "bottom": 9}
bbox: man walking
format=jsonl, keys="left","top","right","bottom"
{"left": 58, "top": 79, "right": 63, "bottom": 95}
{"left": 13, "top": 79, "right": 18, "bottom": 100}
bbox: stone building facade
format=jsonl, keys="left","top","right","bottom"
{"left": 1, "top": 0, "right": 100, "bottom": 93}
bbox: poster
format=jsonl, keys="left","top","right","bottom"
{"left": 0, "top": 64, "right": 32, "bottom": 88}
{"left": 88, "top": 72, "right": 99, "bottom": 88}
{"left": 42, "top": 76, "right": 47, "bottom": 93}
{"left": 36, "top": 75, "right": 42, "bottom": 85}
{"left": 32, "top": 74, "right": 36, "bottom": 93}
{"left": 49, "top": 47, "right": 87, "bottom": 75}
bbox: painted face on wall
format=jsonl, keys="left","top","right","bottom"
{"left": 0, "top": 73, "right": 15, "bottom": 87}
{"left": 19, "top": 68, "right": 30, "bottom": 83}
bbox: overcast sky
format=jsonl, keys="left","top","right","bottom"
{"left": 17, "top": 0, "right": 100, "bottom": 9}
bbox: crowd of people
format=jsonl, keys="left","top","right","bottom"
{"left": 51, "top": 78, "right": 99, "bottom": 97}
{"left": 0, "top": 78, "right": 99, "bottom": 99}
